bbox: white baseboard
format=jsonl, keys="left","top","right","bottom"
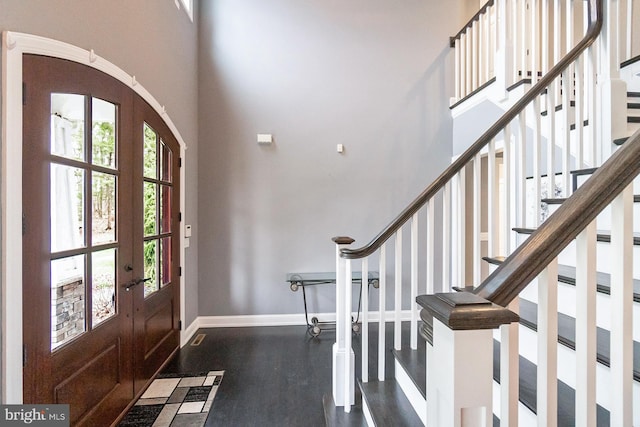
{"left": 182, "top": 310, "right": 415, "bottom": 339}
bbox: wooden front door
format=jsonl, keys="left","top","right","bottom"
{"left": 22, "top": 55, "right": 181, "bottom": 426}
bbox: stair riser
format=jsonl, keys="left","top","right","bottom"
{"left": 394, "top": 359, "right": 426, "bottom": 425}
{"left": 493, "top": 324, "right": 640, "bottom": 426}
{"left": 546, "top": 202, "right": 640, "bottom": 234}
{"left": 516, "top": 279, "right": 640, "bottom": 342}
{"left": 492, "top": 381, "right": 538, "bottom": 427}
{"left": 573, "top": 171, "right": 640, "bottom": 194}
{"left": 486, "top": 262, "right": 640, "bottom": 342}
{"left": 556, "top": 240, "right": 640, "bottom": 282}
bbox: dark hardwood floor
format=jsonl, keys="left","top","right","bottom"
{"left": 162, "top": 325, "right": 334, "bottom": 426}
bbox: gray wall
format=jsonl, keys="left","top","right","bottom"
{"left": 0, "top": 0, "right": 200, "bottom": 326}
{"left": 198, "top": 0, "right": 469, "bottom": 316}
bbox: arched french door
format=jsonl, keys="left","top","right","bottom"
{"left": 22, "top": 55, "right": 181, "bottom": 426}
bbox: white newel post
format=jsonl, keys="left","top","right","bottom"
{"left": 418, "top": 292, "right": 518, "bottom": 427}
{"left": 332, "top": 236, "right": 355, "bottom": 409}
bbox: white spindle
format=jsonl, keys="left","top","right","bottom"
{"left": 531, "top": 0, "right": 539, "bottom": 83}
{"left": 586, "top": 44, "right": 598, "bottom": 166}
{"left": 394, "top": 231, "right": 402, "bottom": 351}
{"left": 517, "top": 112, "right": 527, "bottom": 232}
{"left": 455, "top": 38, "right": 461, "bottom": 101}
{"left": 537, "top": 259, "right": 559, "bottom": 427}
{"left": 574, "top": 53, "right": 584, "bottom": 167}
{"left": 520, "top": 0, "right": 528, "bottom": 78}
{"left": 626, "top": 0, "right": 633, "bottom": 60}
{"left": 502, "top": 126, "right": 512, "bottom": 255}
{"left": 344, "top": 258, "right": 353, "bottom": 413}
{"left": 575, "top": 221, "right": 597, "bottom": 427}
{"left": 378, "top": 243, "right": 386, "bottom": 382}
{"left": 500, "top": 298, "right": 519, "bottom": 427}
{"left": 488, "top": 139, "right": 497, "bottom": 256}
{"left": 479, "top": 12, "right": 486, "bottom": 86}
{"left": 532, "top": 98, "right": 542, "bottom": 226}
{"left": 547, "top": 86, "right": 557, "bottom": 200}
{"left": 461, "top": 34, "right": 467, "bottom": 99}
{"left": 458, "top": 169, "right": 466, "bottom": 286}
{"left": 610, "top": 185, "right": 634, "bottom": 426}
{"left": 472, "top": 20, "right": 479, "bottom": 91}
{"left": 466, "top": 31, "right": 472, "bottom": 97}
{"left": 361, "top": 257, "right": 369, "bottom": 384}
{"left": 443, "top": 182, "right": 451, "bottom": 290}
{"left": 473, "top": 153, "right": 482, "bottom": 284}
{"left": 427, "top": 200, "right": 435, "bottom": 295}
{"left": 411, "top": 214, "right": 418, "bottom": 350}
{"left": 542, "top": 0, "right": 550, "bottom": 75}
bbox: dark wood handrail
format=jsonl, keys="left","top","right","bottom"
{"left": 475, "top": 128, "right": 640, "bottom": 306}
{"left": 340, "top": 0, "right": 603, "bottom": 260}
{"left": 449, "top": 0, "right": 495, "bottom": 48}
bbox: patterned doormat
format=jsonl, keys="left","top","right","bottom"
{"left": 119, "top": 371, "right": 224, "bottom": 427}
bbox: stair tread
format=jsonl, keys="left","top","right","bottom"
{"left": 359, "top": 379, "right": 423, "bottom": 427}
{"left": 569, "top": 167, "right": 599, "bottom": 176}
{"left": 392, "top": 347, "right": 427, "bottom": 398}
{"left": 628, "top": 102, "right": 640, "bottom": 109}
{"left": 482, "top": 256, "right": 640, "bottom": 302}
{"left": 323, "top": 393, "right": 367, "bottom": 427}
{"left": 493, "top": 340, "right": 610, "bottom": 426}
{"left": 518, "top": 299, "right": 640, "bottom": 381}
{"left": 513, "top": 227, "right": 640, "bottom": 245}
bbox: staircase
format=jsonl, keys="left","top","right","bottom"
{"left": 324, "top": 0, "right": 640, "bottom": 425}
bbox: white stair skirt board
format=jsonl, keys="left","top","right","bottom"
{"left": 394, "top": 358, "right": 426, "bottom": 425}
{"left": 361, "top": 392, "right": 375, "bottom": 427}
{"left": 492, "top": 380, "right": 538, "bottom": 427}
{"left": 193, "top": 310, "right": 414, "bottom": 328}
{"left": 519, "top": 280, "right": 640, "bottom": 342}
{"left": 492, "top": 323, "right": 640, "bottom": 426}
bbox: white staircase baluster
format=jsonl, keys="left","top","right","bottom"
{"left": 575, "top": 221, "right": 597, "bottom": 427}
{"left": 574, "top": 52, "right": 584, "bottom": 167}
{"left": 457, "top": 169, "right": 466, "bottom": 286}
{"left": 520, "top": 0, "right": 528, "bottom": 78}
{"left": 378, "top": 243, "right": 386, "bottom": 382}
{"left": 394, "top": 231, "right": 402, "bottom": 351}
{"left": 537, "top": 259, "right": 559, "bottom": 427}
{"left": 500, "top": 298, "right": 519, "bottom": 427}
{"left": 411, "top": 213, "right": 418, "bottom": 350}
{"left": 517, "top": 112, "right": 527, "bottom": 234}
{"left": 427, "top": 200, "right": 435, "bottom": 295}
{"left": 472, "top": 19, "right": 479, "bottom": 91}
{"left": 488, "top": 139, "right": 497, "bottom": 256}
{"left": 503, "top": 125, "right": 512, "bottom": 255}
{"left": 361, "top": 257, "right": 369, "bottom": 384}
{"left": 344, "top": 258, "right": 353, "bottom": 413}
{"left": 625, "top": 0, "right": 633, "bottom": 60}
{"left": 532, "top": 98, "right": 542, "bottom": 226}
{"left": 443, "top": 182, "right": 451, "bottom": 290}
{"left": 455, "top": 38, "right": 461, "bottom": 101}
{"left": 610, "top": 185, "right": 634, "bottom": 426}
{"left": 474, "top": 153, "right": 482, "bottom": 284}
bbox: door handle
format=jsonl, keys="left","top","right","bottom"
{"left": 124, "top": 277, "right": 151, "bottom": 292}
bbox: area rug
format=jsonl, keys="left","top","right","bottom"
{"left": 119, "top": 371, "right": 224, "bottom": 427}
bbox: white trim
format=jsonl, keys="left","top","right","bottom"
{"left": 1, "top": 31, "right": 189, "bottom": 403}
{"left": 193, "top": 310, "right": 414, "bottom": 329}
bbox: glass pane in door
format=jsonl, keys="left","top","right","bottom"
{"left": 51, "top": 93, "right": 85, "bottom": 161}
{"left": 143, "top": 240, "right": 158, "bottom": 297}
{"left": 50, "top": 165, "right": 85, "bottom": 252}
{"left": 92, "top": 172, "right": 116, "bottom": 245}
{"left": 91, "top": 98, "right": 117, "bottom": 169}
{"left": 51, "top": 255, "right": 86, "bottom": 349}
{"left": 92, "top": 249, "right": 116, "bottom": 326}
